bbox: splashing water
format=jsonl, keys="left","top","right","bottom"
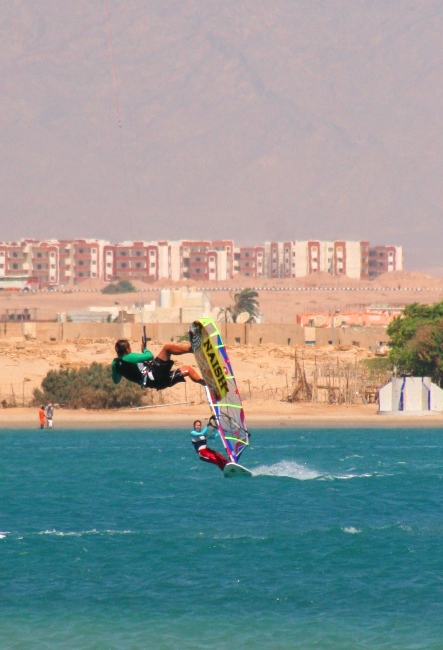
{"left": 252, "top": 460, "right": 321, "bottom": 480}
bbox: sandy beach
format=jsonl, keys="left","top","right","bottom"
{"left": 1, "top": 332, "right": 443, "bottom": 430}
{"left": 2, "top": 403, "right": 443, "bottom": 429}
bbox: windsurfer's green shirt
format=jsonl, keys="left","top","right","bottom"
{"left": 112, "top": 348, "right": 154, "bottom": 386}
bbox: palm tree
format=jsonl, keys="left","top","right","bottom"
{"left": 218, "top": 288, "right": 260, "bottom": 323}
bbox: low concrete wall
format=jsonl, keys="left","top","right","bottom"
{"left": 132, "top": 322, "right": 306, "bottom": 346}
{"left": 245, "top": 323, "right": 305, "bottom": 346}
{"left": 0, "top": 320, "right": 391, "bottom": 349}
{"left": 314, "top": 328, "right": 332, "bottom": 347}
{"left": 61, "top": 322, "right": 131, "bottom": 341}
{"left": 337, "top": 326, "right": 390, "bottom": 349}
{"left": 0, "top": 322, "right": 24, "bottom": 338}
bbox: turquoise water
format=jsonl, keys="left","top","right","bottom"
{"left": 1, "top": 427, "right": 443, "bottom": 649}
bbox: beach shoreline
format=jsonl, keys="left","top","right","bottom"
{"left": 2, "top": 404, "right": 443, "bottom": 429}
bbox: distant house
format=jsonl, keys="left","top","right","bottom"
{"left": 379, "top": 377, "right": 443, "bottom": 414}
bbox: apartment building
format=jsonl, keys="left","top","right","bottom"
{"left": 103, "top": 241, "right": 159, "bottom": 282}
{"left": 264, "top": 240, "right": 373, "bottom": 279}
{"left": 28, "top": 241, "right": 59, "bottom": 286}
{"left": 0, "top": 239, "right": 58, "bottom": 287}
{"left": 368, "top": 245, "right": 403, "bottom": 278}
{"left": 0, "top": 238, "right": 403, "bottom": 285}
{"left": 211, "top": 240, "right": 234, "bottom": 279}
{"left": 178, "top": 241, "right": 230, "bottom": 281}
{"left": 234, "top": 246, "right": 265, "bottom": 277}
{"left": 0, "top": 241, "right": 30, "bottom": 278}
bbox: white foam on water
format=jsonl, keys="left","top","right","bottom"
{"left": 37, "top": 529, "right": 134, "bottom": 537}
{"left": 252, "top": 460, "right": 321, "bottom": 480}
{"left": 320, "top": 472, "right": 373, "bottom": 481}
{"left": 0, "top": 531, "right": 9, "bottom": 539}
{"left": 342, "top": 526, "right": 362, "bottom": 534}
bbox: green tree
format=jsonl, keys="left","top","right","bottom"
{"left": 218, "top": 288, "right": 260, "bottom": 323}
{"left": 387, "top": 301, "right": 443, "bottom": 385}
{"left": 33, "top": 363, "right": 144, "bottom": 409}
{"left": 102, "top": 280, "right": 136, "bottom": 294}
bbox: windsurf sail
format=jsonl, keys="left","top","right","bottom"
{"left": 189, "top": 318, "right": 250, "bottom": 463}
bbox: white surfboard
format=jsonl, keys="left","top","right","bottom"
{"left": 223, "top": 462, "right": 253, "bottom": 478}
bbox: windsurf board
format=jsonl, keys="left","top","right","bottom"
{"left": 223, "top": 462, "right": 253, "bottom": 478}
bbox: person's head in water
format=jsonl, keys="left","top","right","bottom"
{"left": 193, "top": 420, "right": 202, "bottom": 431}
{"left": 115, "top": 339, "right": 131, "bottom": 357}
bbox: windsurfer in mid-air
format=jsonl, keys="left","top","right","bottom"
{"left": 190, "top": 418, "right": 229, "bottom": 471}
{"left": 112, "top": 338, "right": 206, "bottom": 390}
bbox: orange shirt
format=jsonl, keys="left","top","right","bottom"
{"left": 39, "top": 408, "right": 45, "bottom": 425}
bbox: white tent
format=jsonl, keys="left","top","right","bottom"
{"left": 378, "top": 377, "right": 443, "bottom": 415}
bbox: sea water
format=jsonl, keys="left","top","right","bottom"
{"left": 1, "top": 427, "right": 443, "bottom": 649}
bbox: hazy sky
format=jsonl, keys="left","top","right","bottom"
{"left": 1, "top": 1, "right": 443, "bottom": 271}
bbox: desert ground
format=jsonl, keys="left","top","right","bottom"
{"left": 1, "top": 270, "right": 443, "bottom": 322}
{"left": 1, "top": 270, "right": 443, "bottom": 429}
{"left": 0, "top": 333, "right": 374, "bottom": 407}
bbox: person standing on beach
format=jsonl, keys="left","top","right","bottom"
{"left": 112, "top": 339, "right": 205, "bottom": 390}
{"left": 38, "top": 406, "right": 45, "bottom": 429}
{"left": 46, "top": 403, "right": 54, "bottom": 429}
{"left": 190, "top": 418, "right": 228, "bottom": 471}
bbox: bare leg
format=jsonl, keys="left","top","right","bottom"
{"left": 179, "top": 365, "right": 205, "bottom": 385}
{"left": 157, "top": 342, "right": 191, "bottom": 362}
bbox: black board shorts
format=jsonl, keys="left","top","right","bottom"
{"left": 144, "top": 358, "right": 185, "bottom": 390}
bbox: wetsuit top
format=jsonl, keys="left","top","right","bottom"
{"left": 191, "top": 424, "right": 220, "bottom": 451}
{"left": 46, "top": 405, "right": 54, "bottom": 419}
{"left": 112, "top": 348, "right": 154, "bottom": 386}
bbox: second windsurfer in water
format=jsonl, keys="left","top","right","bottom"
{"left": 112, "top": 339, "right": 205, "bottom": 390}
{"left": 191, "top": 418, "right": 228, "bottom": 471}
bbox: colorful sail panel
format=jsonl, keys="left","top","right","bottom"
{"left": 190, "top": 318, "right": 250, "bottom": 463}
